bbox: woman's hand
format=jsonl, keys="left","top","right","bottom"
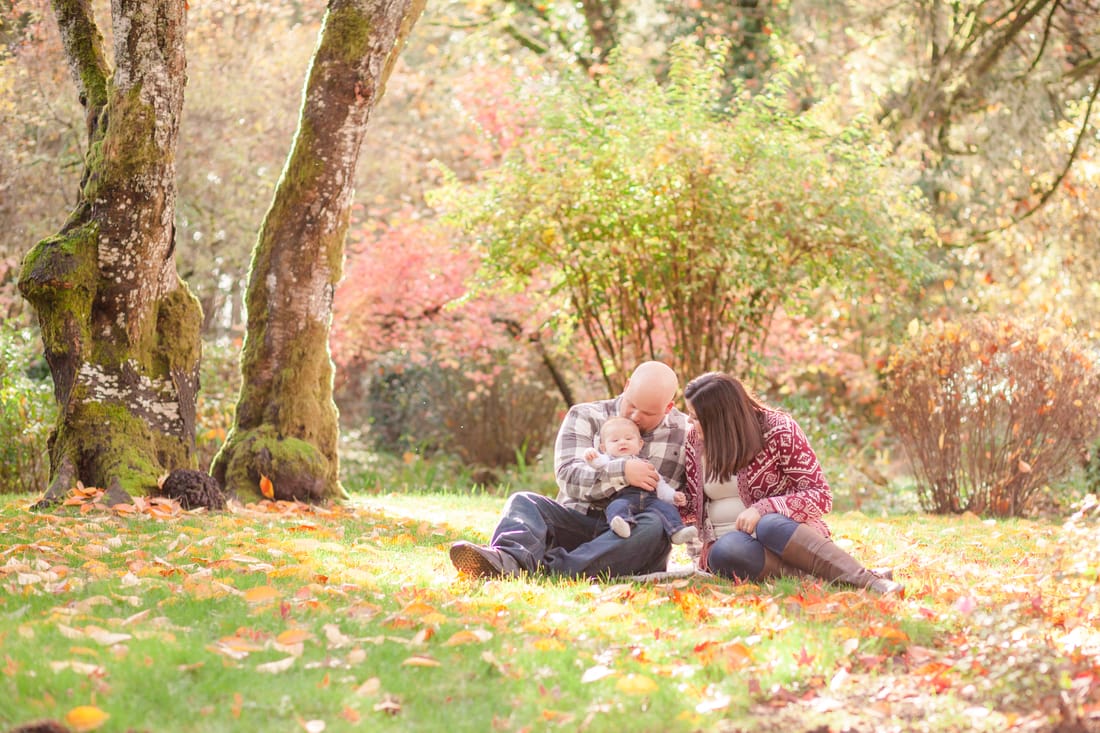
{"left": 735, "top": 507, "right": 762, "bottom": 534}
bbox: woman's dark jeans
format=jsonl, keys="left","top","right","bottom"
{"left": 706, "top": 513, "right": 800, "bottom": 580}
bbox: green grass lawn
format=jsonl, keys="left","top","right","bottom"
{"left": 0, "top": 489, "right": 1096, "bottom": 732}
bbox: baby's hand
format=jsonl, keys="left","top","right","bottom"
{"left": 673, "top": 491, "right": 687, "bottom": 507}
{"left": 584, "top": 448, "right": 598, "bottom": 463}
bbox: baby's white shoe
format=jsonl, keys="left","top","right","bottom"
{"left": 610, "top": 516, "right": 631, "bottom": 538}
{"left": 670, "top": 525, "right": 698, "bottom": 545}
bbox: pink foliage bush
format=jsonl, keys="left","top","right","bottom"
{"left": 331, "top": 210, "right": 570, "bottom": 470}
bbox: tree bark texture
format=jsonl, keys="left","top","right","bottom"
{"left": 18, "top": 0, "right": 201, "bottom": 506}
{"left": 212, "top": 0, "right": 425, "bottom": 502}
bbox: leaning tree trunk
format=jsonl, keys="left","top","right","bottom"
{"left": 212, "top": 0, "right": 425, "bottom": 502}
{"left": 18, "top": 0, "right": 200, "bottom": 507}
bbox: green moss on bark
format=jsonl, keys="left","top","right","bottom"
{"left": 73, "top": 83, "right": 161, "bottom": 208}
{"left": 212, "top": 425, "right": 344, "bottom": 502}
{"left": 324, "top": 5, "right": 374, "bottom": 64}
{"left": 213, "top": 318, "right": 344, "bottom": 502}
{"left": 18, "top": 222, "right": 98, "bottom": 356}
{"left": 52, "top": 401, "right": 165, "bottom": 496}
{"left": 155, "top": 284, "right": 203, "bottom": 375}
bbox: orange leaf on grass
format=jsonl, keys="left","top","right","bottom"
{"left": 276, "top": 628, "right": 312, "bottom": 646}
{"left": 64, "top": 705, "right": 110, "bottom": 732}
{"left": 259, "top": 474, "right": 275, "bottom": 500}
{"left": 244, "top": 586, "right": 280, "bottom": 603}
{"left": 794, "top": 646, "right": 815, "bottom": 667}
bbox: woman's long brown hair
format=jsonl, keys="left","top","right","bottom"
{"left": 683, "top": 373, "right": 767, "bottom": 483}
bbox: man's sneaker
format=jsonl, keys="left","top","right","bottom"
{"left": 449, "top": 541, "right": 520, "bottom": 578}
{"left": 610, "top": 516, "right": 631, "bottom": 538}
{"left": 670, "top": 525, "right": 698, "bottom": 545}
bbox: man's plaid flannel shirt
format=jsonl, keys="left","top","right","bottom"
{"left": 553, "top": 395, "right": 690, "bottom": 513}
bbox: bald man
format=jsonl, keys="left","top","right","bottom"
{"left": 450, "top": 361, "right": 690, "bottom": 578}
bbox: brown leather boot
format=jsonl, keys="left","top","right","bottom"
{"left": 756, "top": 549, "right": 807, "bottom": 580}
{"left": 779, "top": 525, "right": 904, "bottom": 596}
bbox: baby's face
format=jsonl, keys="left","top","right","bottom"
{"left": 601, "top": 425, "right": 643, "bottom": 457}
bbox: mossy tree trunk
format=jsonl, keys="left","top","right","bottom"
{"left": 211, "top": 0, "right": 425, "bottom": 502}
{"left": 18, "top": 0, "right": 201, "bottom": 506}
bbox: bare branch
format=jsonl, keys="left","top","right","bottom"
{"left": 975, "top": 77, "right": 1100, "bottom": 242}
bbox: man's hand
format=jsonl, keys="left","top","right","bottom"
{"left": 734, "top": 507, "right": 762, "bottom": 534}
{"left": 623, "top": 458, "right": 659, "bottom": 490}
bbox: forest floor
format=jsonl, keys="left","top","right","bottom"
{"left": 0, "top": 488, "right": 1097, "bottom": 732}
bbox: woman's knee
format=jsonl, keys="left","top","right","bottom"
{"left": 755, "top": 513, "right": 799, "bottom": 553}
{"left": 707, "top": 532, "right": 764, "bottom": 580}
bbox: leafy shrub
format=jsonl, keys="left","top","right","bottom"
{"left": 431, "top": 39, "right": 935, "bottom": 393}
{"left": 0, "top": 325, "right": 55, "bottom": 494}
{"left": 885, "top": 316, "right": 1100, "bottom": 516}
{"left": 344, "top": 354, "right": 562, "bottom": 482}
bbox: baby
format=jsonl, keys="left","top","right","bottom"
{"left": 585, "top": 416, "right": 697, "bottom": 545}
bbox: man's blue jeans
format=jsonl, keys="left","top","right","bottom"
{"left": 490, "top": 491, "right": 671, "bottom": 578}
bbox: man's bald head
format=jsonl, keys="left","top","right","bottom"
{"left": 620, "top": 361, "right": 679, "bottom": 433}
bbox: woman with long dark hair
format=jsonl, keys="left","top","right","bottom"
{"left": 682, "top": 372, "right": 902, "bottom": 595}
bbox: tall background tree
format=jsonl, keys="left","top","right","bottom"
{"left": 211, "top": 0, "right": 426, "bottom": 501}
{"left": 17, "top": 0, "right": 201, "bottom": 505}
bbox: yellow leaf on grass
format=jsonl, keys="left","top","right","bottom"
{"left": 50, "top": 660, "right": 105, "bottom": 675}
{"left": 593, "top": 601, "right": 629, "bottom": 619}
{"left": 276, "top": 629, "right": 312, "bottom": 646}
{"left": 244, "top": 586, "right": 280, "bottom": 603}
{"left": 442, "top": 629, "right": 492, "bottom": 646}
{"left": 354, "top": 677, "right": 381, "bottom": 696}
{"left": 616, "top": 674, "right": 658, "bottom": 695}
{"left": 401, "top": 655, "right": 440, "bottom": 667}
{"left": 85, "top": 626, "right": 132, "bottom": 646}
{"left": 64, "top": 705, "right": 110, "bottom": 731}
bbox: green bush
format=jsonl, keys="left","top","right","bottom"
{"left": 343, "top": 354, "right": 561, "bottom": 483}
{"left": 0, "top": 326, "right": 55, "bottom": 495}
{"left": 885, "top": 315, "right": 1100, "bottom": 517}
{"left": 431, "top": 38, "right": 935, "bottom": 392}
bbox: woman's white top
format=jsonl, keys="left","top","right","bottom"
{"left": 704, "top": 475, "right": 745, "bottom": 538}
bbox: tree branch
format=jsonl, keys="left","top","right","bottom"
{"left": 491, "top": 316, "right": 576, "bottom": 407}
{"left": 1026, "top": 0, "right": 1060, "bottom": 74}
{"left": 975, "top": 77, "right": 1100, "bottom": 241}
{"left": 50, "top": 0, "right": 110, "bottom": 137}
